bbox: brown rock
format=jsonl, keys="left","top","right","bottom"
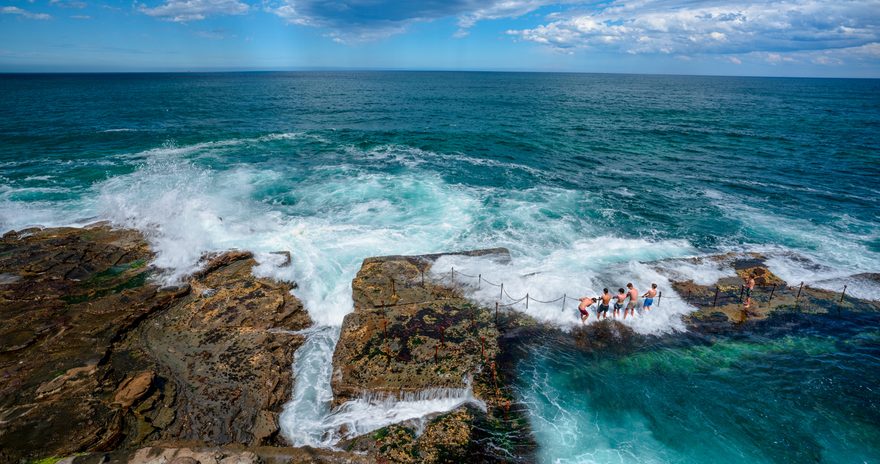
{"left": 169, "top": 458, "right": 200, "bottom": 464}
{"left": 0, "top": 224, "right": 168, "bottom": 463}
{"left": 654, "top": 254, "right": 880, "bottom": 325}
{"left": 0, "top": 225, "right": 313, "bottom": 462}
{"left": 333, "top": 249, "right": 535, "bottom": 463}
{"left": 113, "top": 371, "right": 155, "bottom": 408}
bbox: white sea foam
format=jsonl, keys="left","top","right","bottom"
{"left": 289, "top": 380, "right": 485, "bottom": 447}
{"left": 654, "top": 256, "right": 737, "bottom": 286}
{"left": 431, "top": 237, "right": 701, "bottom": 335}
{"left": 707, "top": 189, "right": 880, "bottom": 300}
{"left": 2, "top": 135, "right": 877, "bottom": 451}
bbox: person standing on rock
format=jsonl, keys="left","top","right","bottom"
{"left": 745, "top": 273, "right": 756, "bottom": 299}
{"left": 625, "top": 283, "right": 639, "bottom": 319}
{"left": 578, "top": 296, "right": 598, "bottom": 324}
{"left": 597, "top": 288, "right": 612, "bottom": 320}
{"left": 614, "top": 288, "right": 627, "bottom": 319}
{"left": 642, "top": 283, "right": 658, "bottom": 311}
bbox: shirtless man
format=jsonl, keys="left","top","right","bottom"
{"left": 745, "top": 273, "right": 756, "bottom": 299}
{"left": 625, "top": 283, "right": 639, "bottom": 319}
{"left": 597, "top": 288, "right": 612, "bottom": 320}
{"left": 613, "top": 288, "right": 627, "bottom": 319}
{"left": 642, "top": 283, "right": 658, "bottom": 311}
{"left": 578, "top": 296, "right": 598, "bottom": 324}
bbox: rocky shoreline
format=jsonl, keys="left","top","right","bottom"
{"left": 333, "top": 250, "right": 535, "bottom": 462}
{"left": 2, "top": 224, "right": 877, "bottom": 463}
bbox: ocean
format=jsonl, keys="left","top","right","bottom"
{"left": 1, "top": 72, "right": 879, "bottom": 462}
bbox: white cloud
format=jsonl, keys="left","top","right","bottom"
{"left": 268, "top": 0, "right": 560, "bottom": 42}
{"left": 49, "top": 0, "right": 87, "bottom": 9}
{"left": 195, "top": 29, "right": 233, "bottom": 39}
{"left": 507, "top": 0, "right": 880, "bottom": 60}
{"left": 1, "top": 6, "right": 51, "bottom": 19}
{"left": 139, "top": 0, "right": 248, "bottom": 22}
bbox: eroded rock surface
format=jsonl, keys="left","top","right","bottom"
{"left": 0, "top": 224, "right": 312, "bottom": 463}
{"left": 656, "top": 253, "right": 880, "bottom": 327}
{"left": 55, "top": 443, "right": 374, "bottom": 464}
{"left": 333, "top": 249, "right": 534, "bottom": 463}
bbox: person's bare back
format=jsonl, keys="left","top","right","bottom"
{"left": 578, "top": 297, "right": 597, "bottom": 324}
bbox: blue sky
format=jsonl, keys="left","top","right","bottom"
{"left": 1, "top": 0, "right": 879, "bottom": 76}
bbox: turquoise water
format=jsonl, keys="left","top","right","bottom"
{"left": 518, "top": 313, "right": 880, "bottom": 463}
{"left": 1, "top": 72, "right": 879, "bottom": 461}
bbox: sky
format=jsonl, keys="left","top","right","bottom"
{"left": 1, "top": 0, "right": 879, "bottom": 76}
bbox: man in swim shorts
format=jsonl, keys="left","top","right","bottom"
{"left": 613, "top": 288, "right": 626, "bottom": 319}
{"left": 578, "top": 296, "right": 598, "bottom": 324}
{"left": 597, "top": 288, "right": 611, "bottom": 320}
{"left": 745, "top": 273, "right": 756, "bottom": 298}
{"left": 625, "top": 283, "right": 639, "bottom": 319}
{"left": 642, "top": 283, "right": 658, "bottom": 311}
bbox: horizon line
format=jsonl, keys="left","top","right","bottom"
{"left": 1, "top": 68, "right": 879, "bottom": 80}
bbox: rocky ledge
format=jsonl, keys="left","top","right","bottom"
{"left": 656, "top": 253, "right": 880, "bottom": 328}
{"left": 5, "top": 224, "right": 875, "bottom": 464}
{"left": 0, "top": 224, "right": 311, "bottom": 463}
{"left": 332, "top": 250, "right": 535, "bottom": 463}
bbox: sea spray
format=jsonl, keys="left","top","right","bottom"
{"left": 2, "top": 73, "right": 879, "bottom": 462}
{"left": 318, "top": 383, "right": 485, "bottom": 442}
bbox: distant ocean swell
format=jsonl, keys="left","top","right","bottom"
{"left": 2, "top": 73, "right": 878, "bottom": 462}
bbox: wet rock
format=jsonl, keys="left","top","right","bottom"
{"left": 128, "top": 447, "right": 260, "bottom": 464}
{"left": 67, "top": 444, "right": 374, "bottom": 464}
{"left": 112, "top": 250, "right": 312, "bottom": 448}
{"left": 113, "top": 371, "right": 155, "bottom": 409}
{"left": 652, "top": 253, "right": 880, "bottom": 327}
{"left": 0, "top": 224, "right": 166, "bottom": 463}
{"left": 0, "top": 225, "right": 313, "bottom": 463}
{"left": 269, "top": 251, "right": 292, "bottom": 267}
{"left": 334, "top": 251, "right": 504, "bottom": 403}
{"left": 334, "top": 249, "right": 534, "bottom": 463}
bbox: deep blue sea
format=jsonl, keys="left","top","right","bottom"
{"left": 1, "top": 72, "right": 879, "bottom": 462}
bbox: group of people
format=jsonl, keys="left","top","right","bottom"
{"left": 576, "top": 283, "right": 658, "bottom": 323}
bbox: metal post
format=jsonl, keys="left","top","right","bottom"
{"left": 526, "top": 293, "right": 529, "bottom": 309}
{"left": 686, "top": 290, "right": 691, "bottom": 303}
{"left": 391, "top": 278, "right": 396, "bottom": 296}
{"left": 658, "top": 291, "right": 662, "bottom": 307}
{"left": 451, "top": 267, "right": 455, "bottom": 287}
{"left": 795, "top": 282, "right": 803, "bottom": 306}
{"left": 495, "top": 301, "right": 499, "bottom": 325}
{"left": 713, "top": 287, "right": 719, "bottom": 307}
{"left": 768, "top": 284, "right": 777, "bottom": 304}
{"left": 840, "top": 285, "right": 847, "bottom": 302}
{"left": 383, "top": 319, "right": 387, "bottom": 340}
{"left": 500, "top": 283, "right": 504, "bottom": 301}
{"left": 562, "top": 294, "right": 566, "bottom": 312}
{"left": 478, "top": 274, "right": 481, "bottom": 289}
{"left": 421, "top": 269, "right": 425, "bottom": 287}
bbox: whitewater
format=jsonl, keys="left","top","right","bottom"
{"left": 2, "top": 134, "right": 877, "bottom": 448}
{"left": 2, "top": 72, "right": 878, "bottom": 462}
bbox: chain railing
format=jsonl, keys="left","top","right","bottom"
{"left": 418, "top": 267, "right": 851, "bottom": 316}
